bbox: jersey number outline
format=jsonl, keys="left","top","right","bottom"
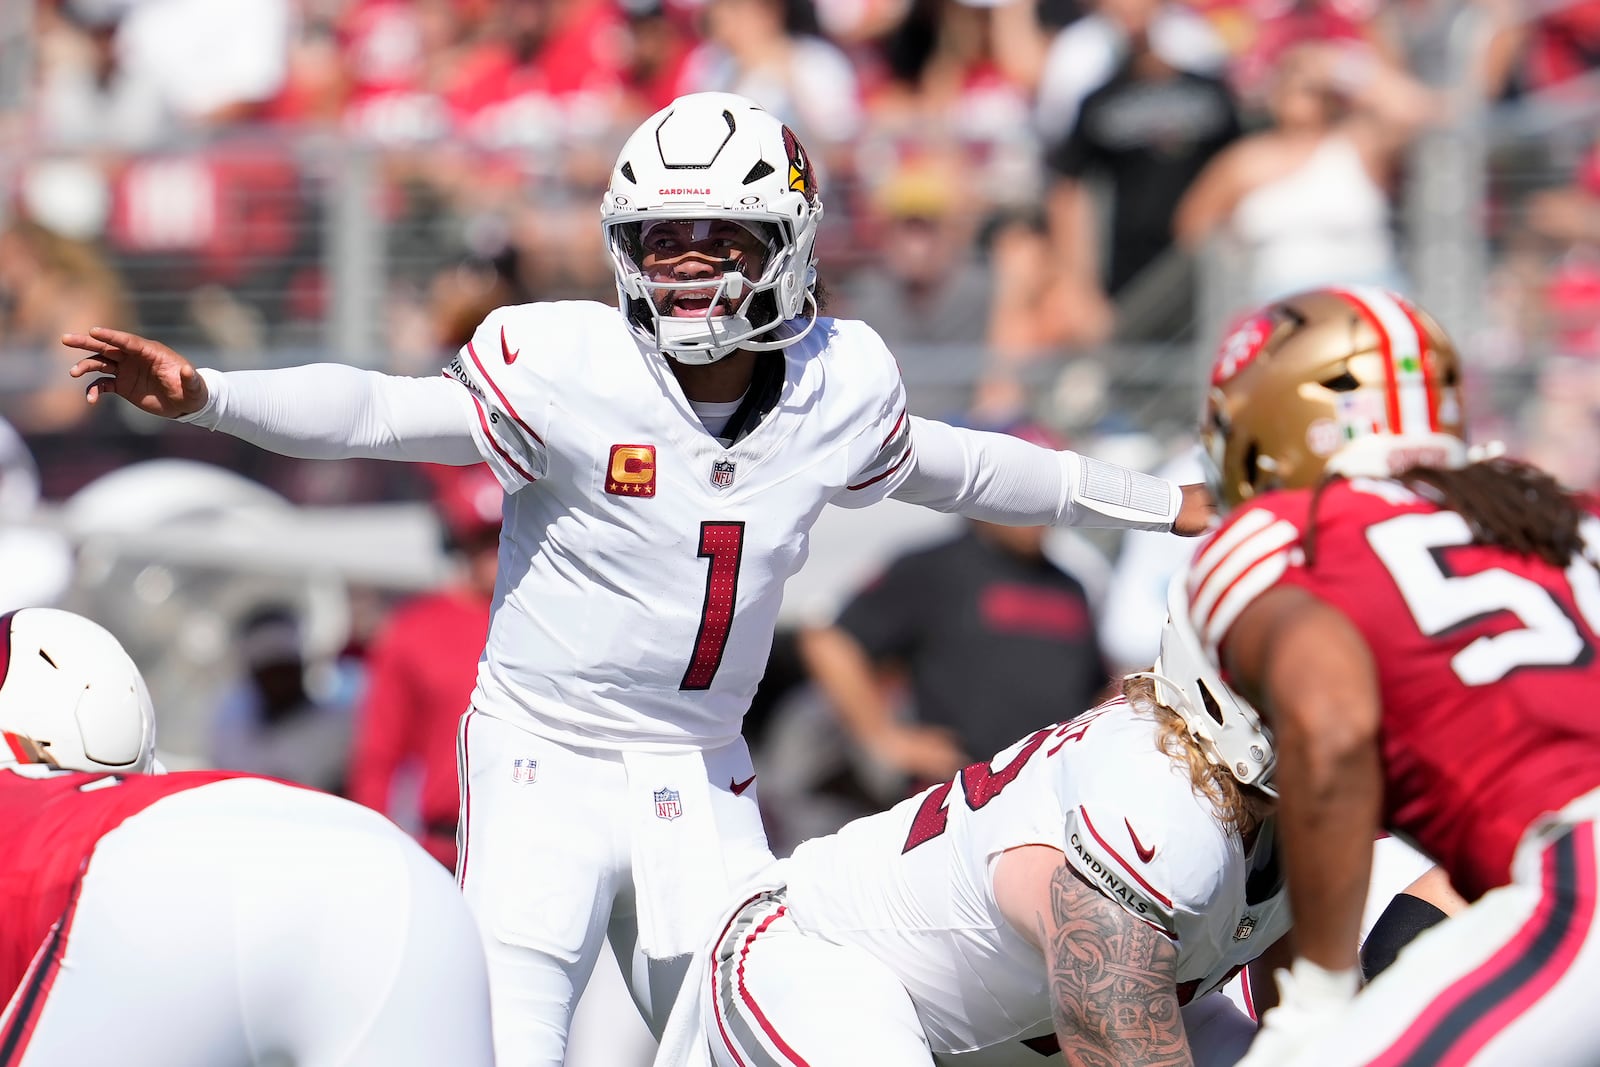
{"left": 898, "top": 707, "right": 1120, "bottom": 854}
{"left": 1367, "top": 511, "right": 1600, "bottom": 685}
{"left": 681, "top": 521, "right": 746, "bottom": 690}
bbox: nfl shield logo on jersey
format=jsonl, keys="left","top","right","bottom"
{"left": 710, "top": 458, "right": 736, "bottom": 490}
{"left": 511, "top": 758, "right": 538, "bottom": 784}
{"left": 654, "top": 787, "right": 682, "bottom": 821}
{"left": 1233, "top": 915, "right": 1257, "bottom": 942}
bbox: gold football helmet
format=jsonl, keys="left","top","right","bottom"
{"left": 1201, "top": 286, "right": 1468, "bottom": 510}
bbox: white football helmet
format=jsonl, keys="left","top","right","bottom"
{"left": 600, "top": 92, "right": 823, "bottom": 364}
{"left": 1146, "top": 574, "right": 1276, "bottom": 797}
{"left": 0, "top": 608, "right": 157, "bottom": 774}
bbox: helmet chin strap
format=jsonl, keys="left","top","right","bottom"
{"left": 739, "top": 288, "right": 819, "bottom": 352}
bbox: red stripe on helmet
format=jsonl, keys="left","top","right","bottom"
{"left": 1396, "top": 298, "right": 1441, "bottom": 432}
{"left": 1331, "top": 288, "right": 1403, "bottom": 434}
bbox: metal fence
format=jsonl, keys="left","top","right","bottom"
{"left": 1, "top": 1, "right": 1596, "bottom": 757}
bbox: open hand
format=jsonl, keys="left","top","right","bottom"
{"left": 63, "top": 327, "right": 208, "bottom": 419}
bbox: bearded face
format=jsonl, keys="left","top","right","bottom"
{"left": 635, "top": 218, "right": 776, "bottom": 317}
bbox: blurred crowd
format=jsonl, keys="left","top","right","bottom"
{"left": 2, "top": 2, "right": 1598, "bottom": 466}
{"left": 3, "top": 0, "right": 1600, "bottom": 864}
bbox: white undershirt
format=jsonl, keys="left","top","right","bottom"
{"left": 686, "top": 394, "right": 746, "bottom": 446}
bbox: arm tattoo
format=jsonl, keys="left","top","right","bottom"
{"left": 1042, "top": 864, "right": 1192, "bottom": 1067}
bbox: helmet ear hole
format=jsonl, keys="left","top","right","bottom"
{"left": 1244, "top": 441, "right": 1262, "bottom": 491}
{"left": 1198, "top": 681, "right": 1225, "bottom": 726}
{"left": 1320, "top": 370, "right": 1361, "bottom": 392}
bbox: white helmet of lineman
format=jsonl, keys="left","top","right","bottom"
{"left": 1148, "top": 574, "right": 1276, "bottom": 797}
{"left": 0, "top": 608, "right": 157, "bottom": 774}
{"left": 600, "top": 92, "right": 823, "bottom": 365}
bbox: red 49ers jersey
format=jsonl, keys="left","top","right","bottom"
{"left": 0, "top": 768, "right": 254, "bottom": 1002}
{"left": 1187, "top": 477, "right": 1600, "bottom": 899}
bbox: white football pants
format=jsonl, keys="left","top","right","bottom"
{"left": 706, "top": 890, "right": 1259, "bottom": 1067}
{"left": 0, "top": 777, "right": 494, "bottom": 1066}
{"left": 457, "top": 709, "right": 775, "bottom": 1067}
{"left": 1276, "top": 790, "right": 1600, "bottom": 1066}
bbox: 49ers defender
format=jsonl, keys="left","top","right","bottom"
{"left": 1184, "top": 286, "right": 1600, "bottom": 1066}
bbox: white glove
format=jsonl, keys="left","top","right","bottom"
{"left": 1236, "top": 958, "right": 1360, "bottom": 1067}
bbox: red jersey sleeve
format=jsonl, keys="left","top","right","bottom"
{"left": 1185, "top": 494, "right": 1311, "bottom": 664}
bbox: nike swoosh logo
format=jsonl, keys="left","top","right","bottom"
{"left": 730, "top": 774, "right": 757, "bottom": 796}
{"left": 500, "top": 325, "right": 519, "bottom": 365}
{"left": 1125, "top": 819, "right": 1156, "bottom": 864}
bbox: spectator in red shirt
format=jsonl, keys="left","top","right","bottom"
{"left": 347, "top": 463, "right": 502, "bottom": 869}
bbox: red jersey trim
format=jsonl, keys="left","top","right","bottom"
{"left": 465, "top": 340, "right": 545, "bottom": 447}
{"left": 470, "top": 396, "right": 538, "bottom": 485}
{"left": 1078, "top": 805, "right": 1175, "bottom": 909}
{"left": 877, "top": 407, "right": 907, "bottom": 451}
{"left": 847, "top": 444, "right": 914, "bottom": 492}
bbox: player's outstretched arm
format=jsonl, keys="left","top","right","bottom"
{"left": 1040, "top": 863, "right": 1192, "bottom": 1067}
{"left": 65, "top": 327, "right": 208, "bottom": 417}
{"left": 64, "top": 328, "right": 484, "bottom": 466}
{"left": 884, "top": 417, "right": 1213, "bottom": 535}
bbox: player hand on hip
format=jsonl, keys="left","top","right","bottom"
{"left": 1237, "top": 958, "right": 1360, "bottom": 1067}
{"left": 1173, "top": 483, "right": 1219, "bottom": 536}
{"left": 63, "top": 327, "right": 208, "bottom": 418}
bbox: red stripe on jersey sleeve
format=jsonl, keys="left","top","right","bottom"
{"left": 471, "top": 395, "right": 538, "bottom": 485}
{"left": 847, "top": 444, "right": 914, "bottom": 492}
{"left": 1079, "top": 805, "right": 1175, "bottom": 910}
{"left": 466, "top": 340, "right": 545, "bottom": 447}
{"left": 878, "top": 407, "right": 907, "bottom": 451}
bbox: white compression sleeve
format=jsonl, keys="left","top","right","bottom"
{"left": 891, "top": 417, "right": 1180, "bottom": 531}
{"left": 178, "top": 365, "right": 483, "bottom": 465}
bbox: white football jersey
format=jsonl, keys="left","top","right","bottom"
{"left": 781, "top": 698, "right": 1290, "bottom": 1061}
{"left": 444, "top": 301, "right": 913, "bottom": 750}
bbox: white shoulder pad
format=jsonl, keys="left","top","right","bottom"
{"left": 827, "top": 319, "right": 913, "bottom": 507}
{"left": 1058, "top": 710, "right": 1239, "bottom": 946}
{"left": 443, "top": 303, "right": 560, "bottom": 492}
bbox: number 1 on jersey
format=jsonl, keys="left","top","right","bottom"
{"left": 681, "top": 521, "right": 746, "bottom": 690}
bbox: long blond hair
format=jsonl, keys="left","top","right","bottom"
{"left": 1122, "top": 675, "right": 1263, "bottom": 839}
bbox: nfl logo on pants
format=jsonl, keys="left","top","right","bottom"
{"left": 511, "top": 758, "right": 538, "bottom": 784}
{"left": 654, "top": 788, "right": 682, "bottom": 821}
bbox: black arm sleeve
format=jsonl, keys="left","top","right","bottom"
{"left": 1360, "top": 893, "right": 1450, "bottom": 981}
